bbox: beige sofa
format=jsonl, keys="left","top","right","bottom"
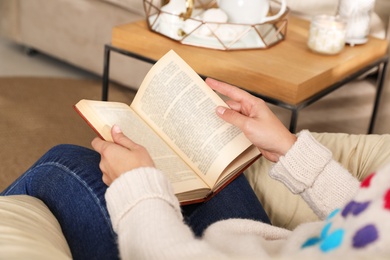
{"left": 0, "top": 0, "right": 152, "bottom": 89}
{"left": 0, "top": 0, "right": 388, "bottom": 89}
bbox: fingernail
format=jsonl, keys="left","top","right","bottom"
{"left": 112, "top": 125, "right": 122, "bottom": 134}
{"left": 216, "top": 106, "right": 226, "bottom": 115}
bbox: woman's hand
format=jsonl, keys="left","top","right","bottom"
{"left": 91, "top": 125, "right": 155, "bottom": 185}
{"left": 206, "top": 78, "right": 297, "bottom": 162}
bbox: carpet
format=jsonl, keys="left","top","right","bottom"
{"left": 0, "top": 77, "right": 136, "bottom": 192}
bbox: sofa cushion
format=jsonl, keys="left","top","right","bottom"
{"left": 286, "top": 0, "right": 339, "bottom": 18}
{"left": 245, "top": 132, "right": 390, "bottom": 230}
{"left": 0, "top": 195, "right": 72, "bottom": 259}
{"left": 101, "top": 0, "right": 146, "bottom": 15}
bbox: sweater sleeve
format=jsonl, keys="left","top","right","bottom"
{"left": 105, "top": 167, "right": 226, "bottom": 259}
{"left": 269, "top": 130, "right": 360, "bottom": 219}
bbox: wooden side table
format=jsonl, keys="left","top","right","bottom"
{"left": 102, "top": 16, "right": 389, "bottom": 133}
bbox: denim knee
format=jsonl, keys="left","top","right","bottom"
{"left": 43, "top": 144, "right": 99, "bottom": 162}
{"left": 47, "top": 144, "right": 96, "bottom": 157}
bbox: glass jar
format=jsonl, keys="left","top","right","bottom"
{"left": 307, "top": 15, "right": 347, "bottom": 55}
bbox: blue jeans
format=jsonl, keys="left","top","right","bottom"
{"left": 1, "top": 144, "right": 270, "bottom": 259}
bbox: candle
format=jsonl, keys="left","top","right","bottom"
{"left": 307, "top": 15, "right": 347, "bottom": 55}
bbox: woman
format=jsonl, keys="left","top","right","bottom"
{"left": 2, "top": 78, "right": 389, "bottom": 259}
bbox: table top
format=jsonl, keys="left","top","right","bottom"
{"left": 111, "top": 16, "right": 389, "bottom": 105}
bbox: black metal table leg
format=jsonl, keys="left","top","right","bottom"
{"left": 102, "top": 45, "right": 111, "bottom": 101}
{"left": 289, "top": 109, "right": 299, "bottom": 133}
{"left": 368, "top": 60, "right": 389, "bottom": 134}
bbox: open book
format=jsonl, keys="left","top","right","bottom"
{"left": 74, "top": 50, "right": 260, "bottom": 205}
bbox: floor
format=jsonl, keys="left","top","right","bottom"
{"left": 1, "top": 35, "right": 389, "bottom": 135}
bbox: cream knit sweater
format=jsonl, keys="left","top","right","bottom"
{"left": 105, "top": 130, "right": 390, "bottom": 259}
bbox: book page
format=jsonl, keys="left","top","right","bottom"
{"left": 75, "top": 100, "right": 209, "bottom": 195}
{"left": 131, "top": 50, "right": 256, "bottom": 187}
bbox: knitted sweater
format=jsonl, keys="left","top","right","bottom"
{"left": 105, "top": 130, "right": 390, "bottom": 259}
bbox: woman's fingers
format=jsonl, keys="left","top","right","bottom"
{"left": 206, "top": 78, "right": 249, "bottom": 102}
{"left": 216, "top": 106, "right": 250, "bottom": 131}
{"left": 91, "top": 137, "right": 106, "bottom": 153}
{"left": 111, "top": 125, "right": 141, "bottom": 151}
{"left": 225, "top": 100, "right": 242, "bottom": 112}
